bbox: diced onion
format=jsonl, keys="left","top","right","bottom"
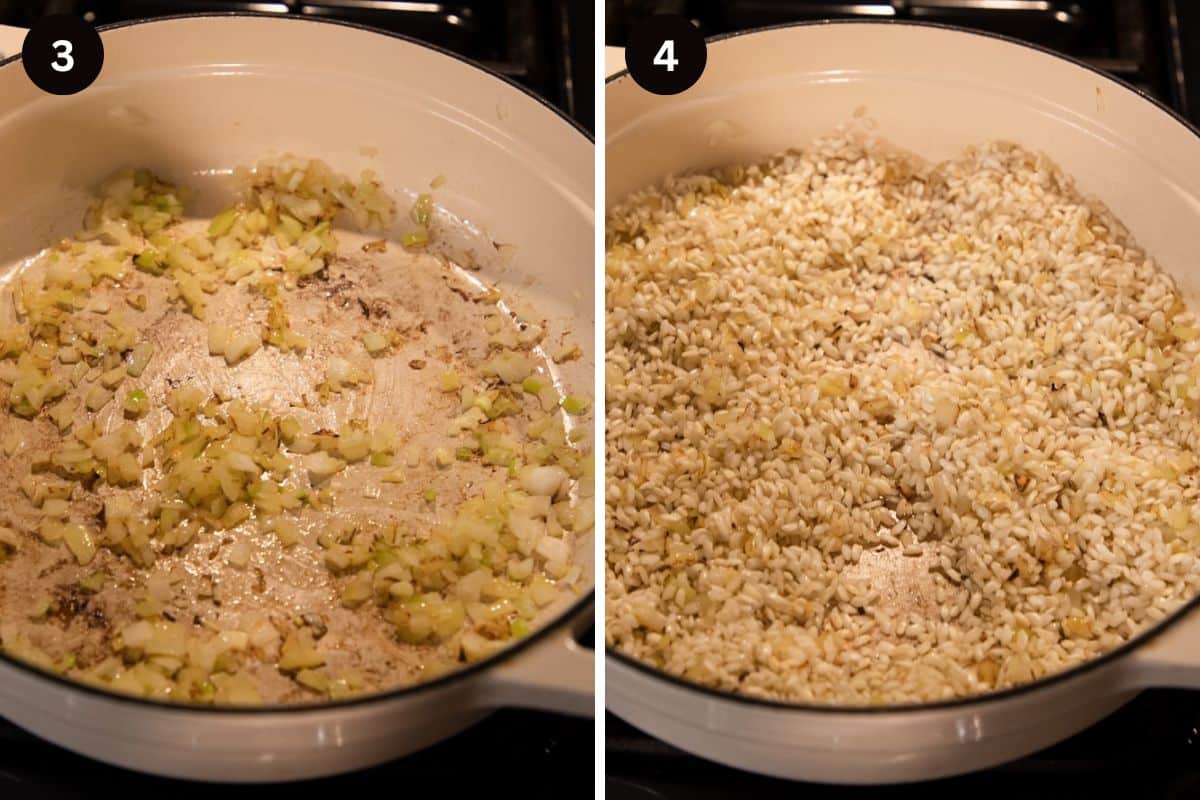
{"left": 362, "top": 332, "right": 389, "bottom": 355}
{"left": 305, "top": 451, "right": 346, "bottom": 483}
{"left": 535, "top": 535, "right": 570, "bottom": 564}
{"left": 519, "top": 465, "right": 567, "bottom": 497}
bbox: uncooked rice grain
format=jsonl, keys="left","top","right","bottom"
{"left": 604, "top": 124, "right": 1200, "bottom": 704}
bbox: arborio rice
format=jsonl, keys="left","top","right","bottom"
{"left": 604, "top": 127, "right": 1200, "bottom": 704}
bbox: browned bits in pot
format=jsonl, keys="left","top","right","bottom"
{"left": 0, "top": 153, "right": 592, "bottom": 708}
{"left": 300, "top": 613, "right": 328, "bottom": 640}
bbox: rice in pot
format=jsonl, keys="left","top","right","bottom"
{"left": 605, "top": 127, "right": 1200, "bottom": 704}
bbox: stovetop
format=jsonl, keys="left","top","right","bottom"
{"left": 606, "top": 1, "right": 1200, "bottom": 797}
{"left": 607, "top": 690, "right": 1200, "bottom": 798}
{"left": 0, "top": 2, "right": 592, "bottom": 795}
{"left": 0, "top": 708, "right": 591, "bottom": 799}
{"left": 0, "top": 0, "right": 594, "bottom": 133}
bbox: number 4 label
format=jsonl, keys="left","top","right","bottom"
{"left": 627, "top": 15, "right": 705, "bottom": 95}
{"left": 654, "top": 39, "right": 678, "bottom": 72}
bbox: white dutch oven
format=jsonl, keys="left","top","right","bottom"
{"left": 606, "top": 21, "right": 1200, "bottom": 784}
{"left": 0, "top": 25, "right": 21, "bottom": 60}
{"left": 0, "top": 14, "right": 594, "bottom": 782}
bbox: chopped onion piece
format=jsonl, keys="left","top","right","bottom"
{"left": 227, "top": 539, "right": 252, "bottom": 569}
{"left": 362, "top": 332, "right": 389, "bottom": 356}
{"left": 305, "top": 451, "right": 346, "bottom": 484}
{"left": 207, "top": 324, "right": 233, "bottom": 356}
{"left": 561, "top": 395, "right": 590, "bottom": 415}
{"left": 519, "top": 465, "right": 567, "bottom": 497}
{"left": 99, "top": 365, "right": 127, "bottom": 389}
{"left": 278, "top": 628, "right": 324, "bottom": 671}
{"left": 461, "top": 631, "right": 503, "bottom": 663}
{"left": 61, "top": 524, "right": 96, "bottom": 564}
{"left": 225, "top": 451, "right": 260, "bottom": 474}
{"left": 224, "top": 331, "right": 261, "bottom": 366}
{"left": 84, "top": 385, "right": 112, "bottom": 412}
{"left": 124, "top": 389, "right": 149, "bottom": 417}
{"left": 535, "top": 534, "right": 570, "bottom": 564}
{"left": 272, "top": 518, "right": 301, "bottom": 547}
{"left": 207, "top": 208, "right": 239, "bottom": 237}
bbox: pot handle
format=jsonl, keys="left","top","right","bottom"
{"left": 476, "top": 603, "right": 594, "bottom": 717}
{"left": 1125, "top": 604, "right": 1200, "bottom": 689}
{"left": 0, "top": 25, "right": 25, "bottom": 60}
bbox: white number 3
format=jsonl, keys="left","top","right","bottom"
{"left": 653, "top": 39, "right": 678, "bottom": 72}
{"left": 51, "top": 39, "right": 74, "bottom": 73}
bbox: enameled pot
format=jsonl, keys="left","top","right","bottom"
{"left": 606, "top": 21, "right": 1200, "bottom": 784}
{"left": 0, "top": 14, "right": 595, "bottom": 782}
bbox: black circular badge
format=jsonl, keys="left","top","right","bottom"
{"left": 626, "top": 14, "right": 706, "bottom": 96}
{"left": 22, "top": 15, "right": 104, "bottom": 96}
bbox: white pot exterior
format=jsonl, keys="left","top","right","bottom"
{"left": 0, "top": 24, "right": 22, "bottom": 60}
{"left": 0, "top": 655, "right": 491, "bottom": 782}
{"left": 607, "top": 654, "right": 1136, "bottom": 784}
{"left": 0, "top": 15, "right": 594, "bottom": 781}
{"left": 608, "top": 601, "right": 1200, "bottom": 785}
{"left": 606, "top": 22, "right": 1200, "bottom": 784}
{"left": 0, "top": 608, "right": 592, "bottom": 782}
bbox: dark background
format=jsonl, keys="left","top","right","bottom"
{"left": 605, "top": 1, "right": 1200, "bottom": 798}
{"left": 0, "top": 2, "right": 594, "bottom": 798}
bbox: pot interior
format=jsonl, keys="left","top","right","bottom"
{"left": 608, "top": 22, "right": 1200, "bottom": 296}
{"left": 605, "top": 20, "right": 1200, "bottom": 708}
{"left": 0, "top": 15, "right": 594, "bottom": 702}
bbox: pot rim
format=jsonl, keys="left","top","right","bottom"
{"left": 0, "top": 11, "right": 595, "bottom": 715}
{"left": 605, "top": 17, "right": 1200, "bottom": 716}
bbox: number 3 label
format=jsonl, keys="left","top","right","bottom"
{"left": 21, "top": 15, "right": 103, "bottom": 95}
{"left": 653, "top": 39, "right": 678, "bottom": 72}
{"left": 51, "top": 39, "right": 74, "bottom": 72}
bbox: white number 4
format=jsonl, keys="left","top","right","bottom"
{"left": 51, "top": 39, "right": 74, "bottom": 73}
{"left": 653, "top": 39, "right": 678, "bottom": 72}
